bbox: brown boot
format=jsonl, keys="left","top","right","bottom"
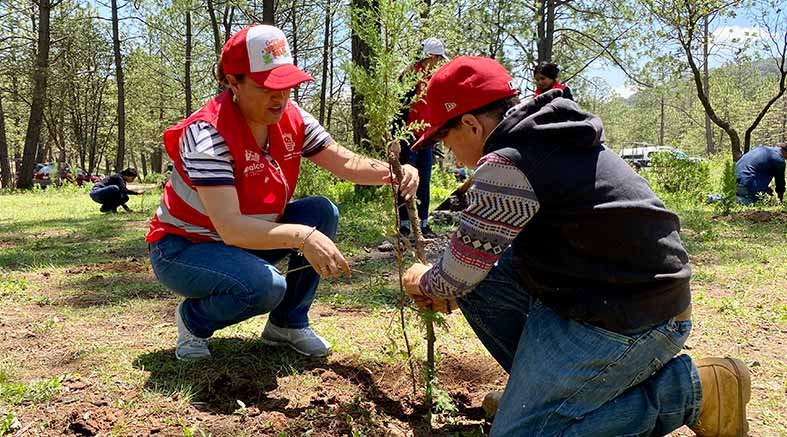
{"left": 689, "top": 357, "right": 751, "bottom": 437}
{"left": 482, "top": 390, "right": 503, "bottom": 418}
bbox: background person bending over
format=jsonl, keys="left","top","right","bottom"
{"left": 89, "top": 167, "right": 142, "bottom": 213}
{"left": 735, "top": 143, "right": 786, "bottom": 204}
{"left": 146, "top": 25, "right": 418, "bottom": 361}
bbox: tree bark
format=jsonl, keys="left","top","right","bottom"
{"left": 185, "top": 8, "right": 193, "bottom": 117}
{"left": 536, "top": 0, "right": 555, "bottom": 63}
{"left": 19, "top": 0, "right": 53, "bottom": 189}
{"left": 207, "top": 0, "right": 222, "bottom": 61}
{"left": 290, "top": 1, "right": 299, "bottom": 103}
{"left": 318, "top": 0, "right": 331, "bottom": 124}
{"left": 0, "top": 92, "right": 10, "bottom": 188}
{"left": 140, "top": 152, "right": 147, "bottom": 177}
{"left": 680, "top": 27, "right": 742, "bottom": 160}
{"left": 351, "top": 0, "right": 378, "bottom": 151}
{"left": 703, "top": 15, "right": 715, "bottom": 154}
{"left": 263, "top": 0, "right": 275, "bottom": 25}
{"left": 111, "top": 0, "right": 127, "bottom": 172}
{"left": 659, "top": 94, "right": 665, "bottom": 147}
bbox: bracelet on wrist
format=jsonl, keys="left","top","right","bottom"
{"left": 297, "top": 226, "right": 317, "bottom": 255}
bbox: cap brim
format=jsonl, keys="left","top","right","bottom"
{"left": 248, "top": 64, "right": 314, "bottom": 90}
{"left": 411, "top": 124, "right": 441, "bottom": 151}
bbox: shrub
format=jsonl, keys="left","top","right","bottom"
{"left": 648, "top": 151, "right": 710, "bottom": 196}
{"left": 142, "top": 172, "right": 168, "bottom": 186}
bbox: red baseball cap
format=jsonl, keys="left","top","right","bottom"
{"left": 412, "top": 56, "right": 518, "bottom": 150}
{"left": 221, "top": 25, "right": 313, "bottom": 90}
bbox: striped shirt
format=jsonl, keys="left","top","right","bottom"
{"left": 181, "top": 102, "right": 333, "bottom": 186}
{"left": 420, "top": 153, "right": 540, "bottom": 299}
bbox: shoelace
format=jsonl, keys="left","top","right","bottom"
{"left": 184, "top": 332, "right": 209, "bottom": 347}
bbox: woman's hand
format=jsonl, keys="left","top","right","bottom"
{"left": 383, "top": 164, "right": 419, "bottom": 201}
{"left": 301, "top": 230, "right": 351, "bottom": 278}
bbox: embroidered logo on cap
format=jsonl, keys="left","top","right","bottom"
{"left": 444, "top": 102, "right": 457, "bottom": 112}
{"left": 262, "top": 38, "right": 289, "bottom": 64}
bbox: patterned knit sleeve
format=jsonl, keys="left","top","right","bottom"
{"left": 419, "top": 152, "right": 540, "bottom": 299}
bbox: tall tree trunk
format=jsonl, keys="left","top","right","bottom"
{"left": 0, "top": 92, "right": 10, "bottom": 188}
{"left": 680, "top": 34, "right": 742, "bottom": 160}
{"left": 140, "top": 152, "right": 147, "bottom": 177}
{"left": 351, "top": 0, "right": 378, "bottom": 151}
{"left": 206, "top": 0, "right": 222, "bottom": 61}
{"left": 781, "top": 98, "right": 786, "bottom": 143}
{"left": 326, "top": 17, "right": 336, "bottom": 130}
{"left": 545, "top": 0, "right": 555, "bottom": 62}
{"left": 263, "top": 0, "right": 275, "bottom": 25}
{"left": 318, "top": 0, "right": 331, "bottom": 124}
{"left": 291, "top": 2, "right": 299, "bottom": 103}
{"left": 421, "top": 0, "right": 431, "bottom": 18}
{"left": 703, "top": 15, "right": 714, "bottom": 154}
{"left": 185, "top": 9, "right": 193, "bottom": 117}
{"left": 19, "top": 0, "right": 52, "bottom": 189}
{"left": 111, "top": 0, "right": 127, "bottom": 172}
{"left": 223, "top": 4, "right": 235, "bottom": 42}
{"left": 659, "top": 94, "right": 665, "bottom": 146}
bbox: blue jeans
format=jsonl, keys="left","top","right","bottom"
{"left": 399, "top": 145, "right": 433, "bottom": 227}
{"left": 148, "top": 196, "right": 339, "bottom": 338}
{"left": 458, "top": 249, "right": 703, "bottom": 436}
{"left": 90, "top": 186, "right": 129, "bottom": 210}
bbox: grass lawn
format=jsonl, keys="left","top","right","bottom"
{"left": 0, "top": 185, "right": 785, "bottom": 436}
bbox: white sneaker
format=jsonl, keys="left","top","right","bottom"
{"left": 175, "top": 302, "right": 211, "bottom": 360}
{"left": 260, "top": 322, "right": 332, "bottom": 357}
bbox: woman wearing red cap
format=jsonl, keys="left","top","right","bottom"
{"left": 146, "top": 25, "right": 418, "bottom": 360}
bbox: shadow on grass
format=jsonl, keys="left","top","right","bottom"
{"left": 58, "top": 270, "right": 170, "bottom": 308}
{"left": 133, "top": 338, "right": 401, "bottom": 416}
{"left": 133, "top": 338, "right": 487, "bottom": 436}
{"left": 0, "top": 215, "right": 148, "bottom": 271}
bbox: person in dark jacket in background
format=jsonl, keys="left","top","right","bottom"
{"left": 735, "top": 143, "right": 786, "bottom": 204}
{"left": 402, "top": 56, "right": 750, "bottom": 437}
{"left": 533, "top": 62, "right": 573, "bottom": 101}
{"left": 89, "top": 167, "right": 142, "bottom": 213}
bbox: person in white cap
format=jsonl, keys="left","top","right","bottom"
{"left": 147, "top": 24, "right": 419, "bottom": 360}
{"left": 395, "top": 37, "right": 449, "bottom": 238}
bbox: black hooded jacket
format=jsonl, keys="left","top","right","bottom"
{"left": 487, "top": 90, "right": 691, "bottom": 332}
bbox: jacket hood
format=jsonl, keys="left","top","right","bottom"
{"left": 484, "top": 89, "right": 605, "bottom": 154}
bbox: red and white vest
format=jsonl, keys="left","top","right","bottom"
{"left": 534, "top": 81, "right": 567, "bottom": 97}
{"left": 146, "top": 90, "right": 305, "bottom": 243}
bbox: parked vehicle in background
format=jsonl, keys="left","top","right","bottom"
{"left": 33, "top": 162, "right": 101, "bottom": 188}
{"left": 619, "top": 143, "right": 702, "bottom": 169}
{"left": 33, "top": 163, "right": 54, "bottom": 188}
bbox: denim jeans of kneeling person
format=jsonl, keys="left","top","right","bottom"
{"left": 457, "top": 249, "right": 703, "bottom": 436}
{"left": 148, "top": 196, "right": 339, "bottom": 339}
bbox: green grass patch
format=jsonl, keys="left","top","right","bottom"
{"left": 0, "top": 371, "right": 65, "bottom": 406}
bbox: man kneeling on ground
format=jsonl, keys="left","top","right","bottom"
{"left": 402, "top": 56, "right": 750, "bottom": 437}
